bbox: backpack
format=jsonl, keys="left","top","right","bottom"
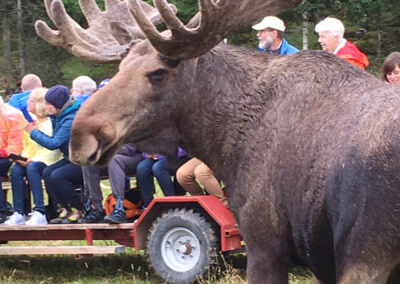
{"left": 104, "top": 187, "right": 143, "bottom": 220}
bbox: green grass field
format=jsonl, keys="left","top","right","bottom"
{"left": 0, "top": 242, "right": 312, "bottom": 283}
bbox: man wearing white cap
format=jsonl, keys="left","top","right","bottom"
{"left": 252, "top": 16, "right": 299, "bottom": 55}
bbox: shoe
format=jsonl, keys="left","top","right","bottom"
{"left": 4, "top": 212, "right": 25, "bottom": 225}
{"left": 49, "top": 208, "right": 69, "bottom": 224}
{"left": 77, "top": 208, "right": 105, "bottom": 224}
{"left": 62, "top": 208, "right": 82, "bottom": 224}
{"left": 104, "top": 209, "right": 127, "bottom": 224}
{"left": 25, "top": 211, "right": 48, "bottom": 225}
{"left": 104, "top": 198, "right": 127, "bottom": 224}
{"left": 0, "top": 212, "right": 6, "bottom": 224}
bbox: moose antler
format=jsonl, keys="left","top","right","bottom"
{"left": 35, "top": 0, "right": 177, "bottom": 63}
{"left": 129, "top": 0, "right": 303, "bottom": 59}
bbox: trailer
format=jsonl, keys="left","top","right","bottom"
{"left": 0, "top": 195, "right": 242, "bottom": 284}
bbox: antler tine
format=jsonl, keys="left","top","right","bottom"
{"left": 130, "top": 0, "right": 303, "bottom": 60}
{"left": 35, "top": 0, "right": 176, "bottom": 63}
{"left": 153, "top": 0, "right": 194, "bottom": 38}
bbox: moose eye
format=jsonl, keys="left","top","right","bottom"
{"left": 148, "top": 68, "right": 168, "bottom": 84}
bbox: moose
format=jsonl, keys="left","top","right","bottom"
{"left": 36, "top": 0, "right": 400, "bottom": 283}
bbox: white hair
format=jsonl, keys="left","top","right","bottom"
{"left": 72, "top": 75, "right": 97, "bottom": 95}
{"left": 315, "top": 17, "right": 345, "bottom": 39}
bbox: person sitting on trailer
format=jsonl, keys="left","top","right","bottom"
{"left": 5, "top": 88, "right": 62, "bottom": 225}
{"left": 24, "top": 85, "right": 84, "bottom": 224}
{"left": 0, "top": 97, "right": 24, "bottom": 224}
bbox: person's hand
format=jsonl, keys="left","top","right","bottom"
{"left": 145, "top": 153, "right": 159, "bottom": 160}
{"left": 24, "top": 120, "right": 37, "bottom": 133}
{"left": 15, "top": 159, "right": 31, "bottom": 167}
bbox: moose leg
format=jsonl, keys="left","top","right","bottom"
{"left": 245, "top": 240, "right": 290, "bottom": 283}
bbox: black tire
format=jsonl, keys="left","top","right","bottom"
{"left": 147, "top": 208, "right": 218, "bottom": 284}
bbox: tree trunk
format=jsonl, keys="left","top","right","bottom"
{"left": 17, "top": 0, "right": 26, "bottom": 75}
{"left": 376, "top": 11, "right": 381, "bottom": 60}
{"left": 302, "top": 11, "right": 308, "bottom": 50}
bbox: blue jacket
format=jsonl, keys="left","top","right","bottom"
{"left": 74, "top": 94, "right": 90, "bottom": 104}
{"left": 258, "top": 38, "right": 299, "bottom": 55}
{"left": 8, "top": 91, "right": 33, "bottom": 122}
{"left": 30, "top": 101, "right": 80, "bottom": 160}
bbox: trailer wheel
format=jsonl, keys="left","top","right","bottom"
{"left": 147, "top": 208, "right": 218, "bottom": 284}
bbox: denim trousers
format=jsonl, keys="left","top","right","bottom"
{"left": 43, "top": 158, "right": 83, "bottom": 210}
{"left": 10, "top": 162, "right": 47, "bottom": 214}
{"left": 137, "top": 157, "right": 189, "bottom": 207}
{"left": 0, "top": 158, "right": 12, "bottom": 213}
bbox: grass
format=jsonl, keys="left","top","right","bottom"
{"left": 0, "top": 245, "right": 312, "bottom": 284}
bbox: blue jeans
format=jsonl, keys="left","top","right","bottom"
{"left": 137, "top": 157, "right": 189, "bottom": 207}
{"left": 43, "top": 158, "right": 83, "bottom": 210}
{"left": 10, "top": 162, "right": 47, "bottom": 214}
{"left": 0, "top": 158, "right": 12, "bottom": 213}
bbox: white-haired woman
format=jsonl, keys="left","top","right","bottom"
{"left": 5, "top": 88, "right": 62, "bottom": 225}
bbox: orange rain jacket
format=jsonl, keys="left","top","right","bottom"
{"left": 0, "top": 101, "right": 24, "bottom": 157}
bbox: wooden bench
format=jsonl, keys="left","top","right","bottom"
{"left": 0, "top": 223, "right": 134, "bottom": 255}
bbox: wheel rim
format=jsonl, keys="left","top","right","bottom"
{"left": 161, "top": 226, "right": 202, "bottom": 272}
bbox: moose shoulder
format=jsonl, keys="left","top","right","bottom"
{"left": 36, "top": 0, "right": 400, "bottom": 283}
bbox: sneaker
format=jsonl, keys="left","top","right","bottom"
{"left": 62, "top": 208, "right": 82, "bottom": 224}
{"left": 49, "top": 208, "right": 69, "bottom": 224}
{"left": 4, "top": 212, "right": 25, "bottom": 225}
{"left": 104, "top": 209, "right": 127, "bottom": 224}
{"left": 25, "top": 211, "right": 48, "bottom": 225}
{"left": 78, "top": 208, "right": 106, "bottom": 224}
{"left": 0, "top": 213, "right": 6, "bottom": 224}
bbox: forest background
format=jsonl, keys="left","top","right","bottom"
{"left": 1, "top": 0, "right": 400, "bottom": 97}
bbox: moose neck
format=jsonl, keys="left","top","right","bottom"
{"left": 177, "top": 43, "right": 270, "bottom": 177}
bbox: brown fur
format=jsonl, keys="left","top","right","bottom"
{"left": 70, "top": 42, "right": 400, "bottom": 283}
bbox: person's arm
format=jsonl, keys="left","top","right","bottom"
{"left": 29, "top": 117, "right": 73, "bottom": 150}
{"left": 0, "top": 113, "right": 24, "bottom": 157}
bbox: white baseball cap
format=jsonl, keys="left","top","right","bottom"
{"left": 252, "top": 16, "right": 285, "bottom": 32}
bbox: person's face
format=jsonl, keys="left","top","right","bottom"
{"left": 318, "top": 31, "right": 340, "bottom": 53}
{"left": 45, "top": 101, "right": 59, "bottom": 115}
{"left": 386, "top": 66, "right": 400, "bottom": 86}
{"left": 27, "top": 97, "right": 37, "bottom": 114}
{"left": 257, "top": 29, "right": 276, "bottom": 50}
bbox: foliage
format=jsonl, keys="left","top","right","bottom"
{"left": 1, "top": 0, "right": 400, "bottom": 91}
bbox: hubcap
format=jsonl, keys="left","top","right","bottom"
{"left": 161, "top": 227, "right": 201, "bottom": 272}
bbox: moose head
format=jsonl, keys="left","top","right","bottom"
{"left": 35, "top": 0, "right": 302, "bottom": 167}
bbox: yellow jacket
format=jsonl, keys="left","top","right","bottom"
{"left": 22, "top": 114, "right": 62, "bottom": 165}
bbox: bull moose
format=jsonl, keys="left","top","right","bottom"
{"left": 36, "top": 0, "right": 400, "bottom": 283}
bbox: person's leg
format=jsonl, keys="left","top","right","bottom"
{"left": 0, "top": 158, "right": 12, "bottom": 216}
{"left": 109, "top": 154, "right": 143, "bottom": 199}
{"left": 25, "top": 161, "right": 49, "bottom": 225}
{"left": 195, "top": 163, "right": 227, "bottom": 205}
{"left": 51, "top": 162, "right": 84, "bottom": 211}
{"left": 78, "top": 165, "right": 107, "bottom": 223}
{"left": 152, "top": 159, "right": 175, "bottom": 197}
{"left": 176, "top": 158, "right": 204, "bottom": 195}
{"left": 26, "top": 161, "right": 47, "bottom": 214}
{"left": 43, "top": 159, "right": 69, "bottom": 208}
{"left": 9, "top": 163, "right": 27, "bottom": 215}
{"left": 82, "top": 165, "right": 105, "bottom": 210}
{"left": 136, "top": 158, "right": 156, "bottom": 208}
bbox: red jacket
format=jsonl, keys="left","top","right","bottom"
{"left": 337, "top": 41, "right": 369, "bottom": 69}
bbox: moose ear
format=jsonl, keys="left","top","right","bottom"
{"left": 160, "top": 55, "right": 181, "bottom": 68}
